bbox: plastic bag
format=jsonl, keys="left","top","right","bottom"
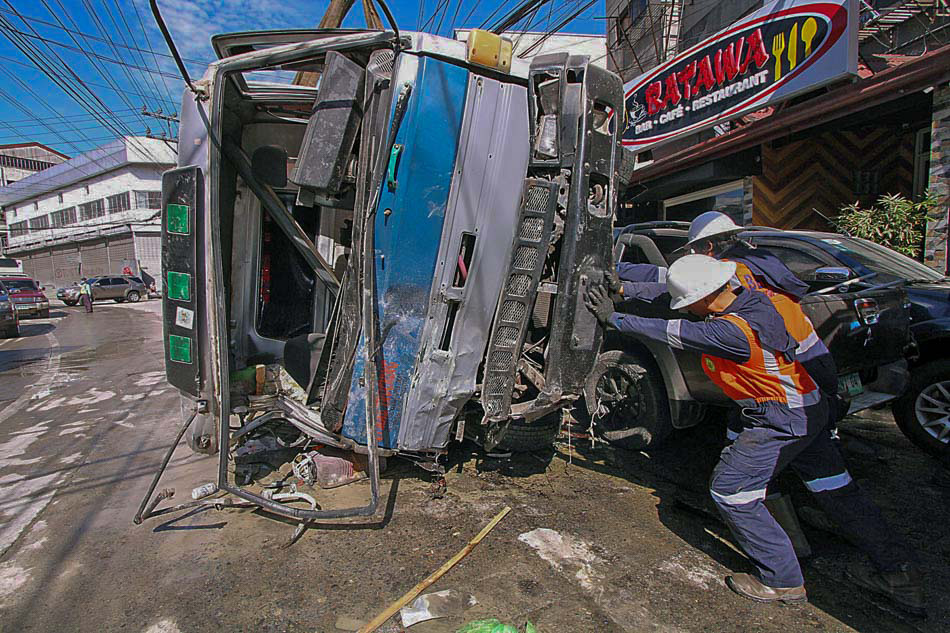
{"left": 455, "top": 620, "right": 535, "bottom": 633}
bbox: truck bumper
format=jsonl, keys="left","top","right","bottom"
{"left": 846, "top": 358, "right": 909, "bottom": 415}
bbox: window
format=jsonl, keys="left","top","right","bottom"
{"left": 10, "top": 220, "right": 28, "bottom": 237}
{"left": 663, "top": 181, "right": 745, "bottom": 224}
{"left": 134, "top": 190, "right": 162, "bottom": 209}
{"left": 107, "top": 192, "right": 131, "bottom": 214}
{"left": 749, "top": 242, "right": 828, "bottom": 278}
{"left": 29, "top": 215, "right": 50, "bottom": 231}
{"left": 914, "top": 127, "right": 931, "bottom": 199}
{"left": 79, "top": 199, "right": 105, "bottom": 221}
{"left": 51, "top": 207, "right": 77, "bottom": 227}
{"left": 110, "top": 277, "right": 129, "bottom": 285}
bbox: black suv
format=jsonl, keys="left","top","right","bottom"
{"left": 594, "top": 223, "right": 912, "bottom": 450}
{"left": 737, "top": 228, "right": 950, "bottom": 456}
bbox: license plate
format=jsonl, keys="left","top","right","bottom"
{"left": 838, "top": 372, "right": 863, "bottom": 397}
{"left": 15, "top": 304, "right": 30, "bottom": 311}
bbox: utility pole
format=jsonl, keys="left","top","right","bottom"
{"left": 293, "top": 0, "right": 383, "bottom": 86}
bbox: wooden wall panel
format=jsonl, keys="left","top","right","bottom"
{"left": 753, "top": 127, "right": 915, "bottom": 229}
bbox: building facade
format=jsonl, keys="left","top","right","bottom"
{"left": 608, "top": 0, "right": 950, "bottom": 273}
{"left": 0, "top": 137, "right": 176, "bottom": 288}
{"left": 0, "top": 142, "right": 69, "bottom": 253}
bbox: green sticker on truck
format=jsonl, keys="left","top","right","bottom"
{"left": 168, "top": 335, "right": 193, "bottom": 364}
{"left": 166, "top": 271, "right": 191, "bottom": 302}
{"left": 166, "top": 204, "right": 190, "bottom": 235}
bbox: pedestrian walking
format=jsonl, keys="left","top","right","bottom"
{"left": 79, "top": 278, "right": 93, "bottom": 313}
{"left": 585, "top": 254, "right": 924, "bottom": 615}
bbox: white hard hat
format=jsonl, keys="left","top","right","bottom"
{"left": 686, "top": 211, "right": 742, "bottom": 248}
{"left": 667, "top": 254, "right": 737, "bottom": 310}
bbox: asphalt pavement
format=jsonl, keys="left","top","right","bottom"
{"left": 0, "top": 299, "right": 947, "bottom": 632}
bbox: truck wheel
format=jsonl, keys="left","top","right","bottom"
{"left": 585, "top": 350, "right": 672, "bottom": 450}
{"left": 496, "top": 412, "right": 562, "bottom": 452}
{"left": 893, "top": 359, "right": 950, "bottom": 457}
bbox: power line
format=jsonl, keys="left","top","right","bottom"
{"left": 0, "top": 6, "right": 210, "bottom": 65}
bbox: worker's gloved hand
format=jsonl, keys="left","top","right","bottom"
{"left": 584, "top": 284, "right": 614, "bottom": 325}
{"left": 604, "top": 271, "right": 623, "bottom": 302}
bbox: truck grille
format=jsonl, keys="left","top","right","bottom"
{"left": 480, "top": 178, "right": 557, "bottom": 421}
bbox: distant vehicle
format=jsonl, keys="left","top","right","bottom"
{"left": 0, "top": 280, "right": 20, "bottom": 337}
{"left": 0, "top": 257, "right": 23, "bottom": 276}
{"left": 59, "top": 276, "right": 147, "bottom": 306}
{"left": 0, "top": 276, "right": 50, "bottom": 319}
{"left": 592, "top": 223, "right": 912, "bottom": 449}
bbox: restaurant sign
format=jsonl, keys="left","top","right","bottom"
{"left": 622, "top": 0, "right": 858, "bottom": 151}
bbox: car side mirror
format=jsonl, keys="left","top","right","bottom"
{"left": 811, "top": 267, "right": 852, "bottom": 282}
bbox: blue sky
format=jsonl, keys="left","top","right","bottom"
{"left": 0, "top": 0, "right": 605, "bottom": 157}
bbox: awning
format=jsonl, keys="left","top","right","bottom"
{"left": 627, "top": 44, "right": 950, "bottom": 186}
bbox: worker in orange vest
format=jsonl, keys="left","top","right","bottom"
{"left": 586, "top": 255, "right": 922, "bottom": 614}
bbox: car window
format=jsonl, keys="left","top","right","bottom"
{"left": 1, "top": 278, "right": 38, "bottom": 291}
{"left": 819, "top": 237, "right": 945, "bottom": 282}
{"left": 751, "top": 243, "right": 829, "bottom": 278}
{"left": 96, "top": 279, "right": 111, "bottom": 286}
{"left": 111, "top": 277, "right": 129, "bottom": 285}
{"left": 130, "top": 277, "right": 143, "bottom": 283}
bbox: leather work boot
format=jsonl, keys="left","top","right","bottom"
{"left": 726, "top": 573, "right": 807, "bottom": 604}
{"left": 847, "top": 563, "right": 927, "bottom": 618}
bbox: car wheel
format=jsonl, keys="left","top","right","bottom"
{"left": 126, "top": 291, "right": 140, "bottom": 303}
{"left": 584, "top": 350, "right": 672, "bottom": 450}
{"left": 496, "top": 412, "right": 563, "bottom": 453}
{"left": 39, "top": 310, "right": 49, "bottom": 318}
{"left": 114, "top": 297, "right": 125, "bottom": 303}
{"left": 64, "top": 300, "right": 78, "bottom": 307}
{"left": 893, "top": 359, "right": 950, "bottom": 456}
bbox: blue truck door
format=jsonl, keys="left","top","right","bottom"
{"left": 342, "top": 56, "right": 469, "bottom": 449}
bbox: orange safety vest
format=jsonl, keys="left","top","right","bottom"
{"left": 702, "top": 313, "right": 819, "bottom": 409}
{"left": 726, "top": 260, "right": 821, "bottom": 354}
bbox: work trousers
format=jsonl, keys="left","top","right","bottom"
{"left": 711, "top": 396, "right": 907, "bottom": 588}
{"left": 81, "top": 294, "right": 93, "bottom": 313}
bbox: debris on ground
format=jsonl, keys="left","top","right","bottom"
{"left": 455, "top": 619, "right": 537, "bottom": 633}
{"left": 399, "top": 589, "right": 477, "bottom": 626}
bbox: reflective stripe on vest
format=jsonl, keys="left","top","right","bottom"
{"left": 701, "top": 313, "right": 819, "bottom": 408}
{"left": 727, "top": 260, "right": 821, "bottom": 356}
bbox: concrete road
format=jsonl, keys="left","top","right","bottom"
{"left": 0, "top": 300, "right": 947, "bottom": 632}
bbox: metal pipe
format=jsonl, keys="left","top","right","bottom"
{"left": 133, "top": 409, "right": 198, "bottom": 524}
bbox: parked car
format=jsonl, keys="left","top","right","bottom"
{"left": 0, "top": 276, "right": 50, "bottom": 319}
{"left": 59, "top": 276, "right": 147, "bottom": 305}
{"left": 0, "top": 280, "right": 20, "bottom": 337}
{"left": 736, "top": 229, "right": 950, "bottom": 457}
{"left": 589, "top": 223, "right": 912, "bottom": 449}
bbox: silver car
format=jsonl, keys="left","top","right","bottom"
{"left": 61, "top": 276, "right": 147, "bottom": 305}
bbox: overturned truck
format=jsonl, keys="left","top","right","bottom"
{"left": 158, "top": 26, "right": 624, "bottom": 519}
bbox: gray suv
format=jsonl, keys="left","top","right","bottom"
{"left": 61, "top": 276, "right": 147, "bottom": 305}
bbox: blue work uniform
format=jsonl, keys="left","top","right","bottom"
{"left": 613, "top": 285, "right": 908, "bottom": 588}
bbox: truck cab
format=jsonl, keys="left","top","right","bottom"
{"left": 161, "top": 28, "right": 623, "bottom": 519}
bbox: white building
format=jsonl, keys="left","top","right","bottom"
{"left": 454, "top": 30, "right": 608, "bottom": 68}
{"left": 0, "top": 137, "right": 176, "bottom": 289}
{"left": 0, "top": 142, "right": 69, "bottom": 253}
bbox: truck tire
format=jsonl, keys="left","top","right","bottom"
{"left": 892, "top": 359, "right": 950, "bottom": 457}
{"left": 496, "top": 412, "right": 562, "bottom": 452}
{"left": 585, "top": 350, "right": 672, "bottom": 450}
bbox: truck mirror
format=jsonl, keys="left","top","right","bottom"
{"left": 251, "top": 145, "right": 288, "bottom": 188}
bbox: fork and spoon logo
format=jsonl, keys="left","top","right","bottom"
{"left": 772, "top": 17, "right": 818, "bottom": 80}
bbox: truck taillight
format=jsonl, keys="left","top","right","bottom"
{"left": 854, "top": 298, "right": 880, "bottom": 325}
